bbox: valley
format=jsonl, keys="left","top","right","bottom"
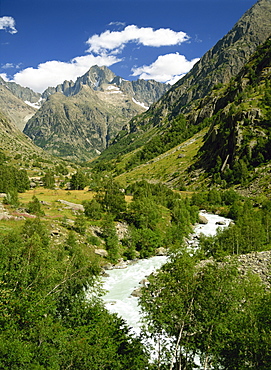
{"left": 0, "top": 0, "right": 271, "bottom": 368}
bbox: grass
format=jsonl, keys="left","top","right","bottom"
{"left": 115, "top": 128, "right": 208, "bottom": 188}
{"left": 16, "top": 188, "right": 95, "bottom": 221}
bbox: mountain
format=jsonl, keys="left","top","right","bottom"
{"left": 23, "top": 66, "right": 169, "bottom": 162}
{"left": 0, "top": 77, "right": 39, "bottom": 131}
{"left": 96, "top": 0, "right": 271, "bottom": 165}
{"left": 107, "top": 36, "right": 271, "bottom": 195}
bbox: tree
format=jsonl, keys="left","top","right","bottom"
{"left": 70, "top": 171, "right": 88, "bottom": 190}
{"left": 102, "top": 179, "right": 126, "bottom": 217}
{"left": 3, "top": 190, "right": 19, "bottom": 208}
{"left": 27, "top": 195, "right": 45, "bottom": 216}
{"left": 83, "top": 199, "right": 102, "bottom": 220}
{"left": 74, "top": 212, "right": 87, "bottom": 235}
{"left": 128, "top": 197, "right": 161, "bottom": 230}
{"left": 42, "top": 171, "right": 55, "bottom": 189}
{"left": 101, "top": 214, "right": 119, "bottom": 263}
{"left": 0, "top": 219, "right": 149, "bottom": 369}
{"left": 131, "top": 227, "right": 163, "bottom": 258}
{"left": 140, "top": 252, "right": 269, "bottom": 370}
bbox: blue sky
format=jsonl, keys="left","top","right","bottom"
{"left": 0, "top": 0, "right": 256, "bottom": 93}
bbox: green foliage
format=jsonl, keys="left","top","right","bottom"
{"left": 87, "top": 234, "right": 101, "bottom": 246}
{"left": 140, "top": 252, "right": 270, "bottom": 369}
{"left": 125, "top": 115, "right": 209, "bottom": 170}
{"left": 83, "top": 198, "right": 102, "bottom": 220}
{"left": 27, "top": 195, "right": 45, "bottom": 216}
{"left": 198, "top": 198, "right": 271, "bottom": 259}
{"left": 0, "top": 219, "right": 148, "bottom": 369}
{"left": 101, "top": 214, "right": 120, "bottom": 263}
{"left": 194, "top": 37, "right": 271, "bottom": 188}
{"left": 191, "top": 188, "right": 241, "bottom": 212}
{"left": 123, "top": 181, "right": 198, "bottom": 257}
{"left": 131, "top": 227, "right": 163, "bottom": 258}
{"left": 3, "top": 190, "right": 19, "bottom": 208}
{"left": 128, "top": 197, "right": 161, "bottom": 230}
{"left": 0, "top": 164, "right": 29, "bottom": 193}
{"left": 55, "top": 163, "right": 69, "bottom": 175}
{"left": 73, "top": 212, "right": 87, "bottom": 235}
{"left": 101, "top": 179, "right": 126, "bottom": 217}
{"left": 70, "top": 171, "right": 88, "bottom": 190}
{"left": 42, "top": 171, "right": 55, "bottom": 189}
{"left": 0, "top": 150, "right": 7, "bottom": 165}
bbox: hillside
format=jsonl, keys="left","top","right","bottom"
{"left": 192, "top": 36, "right": 271, "bottom": 193}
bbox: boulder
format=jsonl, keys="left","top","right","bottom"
{"left": 131, "top": 288, "right": 142, "bottom": 297}
{"left": 94, "top": 249, "right": 108, "bottom": 257}
{"left": 156, "top": 247, "right": 167, "bottom": 256}
{"left": 199, "top": 214, "right": 208, "bottom": 224}
{"left": 139, "top": 278, "right": 148, "bottom": 287}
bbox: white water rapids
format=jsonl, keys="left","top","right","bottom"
{"left": 101, "top": 212, "right": 232, "bottom": 333}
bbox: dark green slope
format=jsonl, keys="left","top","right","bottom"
{"left": 193, "top": 37, "right": 271, "bottom": 189}
{"left": 95, "top": 0, "right": 271, "bottom": 165}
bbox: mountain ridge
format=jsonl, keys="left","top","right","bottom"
{"left": 23, "top": 66, "right": 169, "bottom": 161}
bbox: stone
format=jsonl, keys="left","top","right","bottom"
{"left": 156, "top": 247, "right": 167, "bottom": 256}
{"left": 131, "top": 288, "right": 142, "bottom": 297}
{"left": 199, "top": 214, "right": 208, "bottom": 224}
{"left": 94, "top": 249, "right": 108, "bottom": 258}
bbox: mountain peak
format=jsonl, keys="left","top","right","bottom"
{"left": 79, "top": 65, "right": 116, "bottom": 90}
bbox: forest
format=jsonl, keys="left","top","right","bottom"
{"left": 0, "top": 168, "right": 271, "bottom": 369}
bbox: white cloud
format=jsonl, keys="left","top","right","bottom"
{"left": 13, "top": 54, "right": 121, "bottom": 93}
{"left": 86, "top": 25, "right": 189, "bottom": 54}
{"left": 1, "top": 62, "right": 21, "bottom": 69}
{"left": 109, "top": 21, "right": 126, "bottom": 27}
{"left": 0, "top": 73, "right": 9, "bottom": 81}
{"left": 131, "top": 53, "right": 200, "bottom": 84}
{"left": 7, "top": 24, "right": 195, "bottom": 93}
{"left": 0, "top": 16, "right": 17, "bottom": 34}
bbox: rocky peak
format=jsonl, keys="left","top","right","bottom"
{"left": 42, "top": 65, "right": 169, "bottom": 108}
{"left": 0, "top": 76, "right": 41, "bottom": 105}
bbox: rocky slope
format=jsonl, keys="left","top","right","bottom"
{"left": 24, "top": 66, "right": 169, "bottom": 162}
{"left": 0, "top": 108, "right": 72, "bottom": 181}
{"left": 97, "top": 0, "right": 271, "bottom": 164}
{"left": 0, "top": 78, "right": 38, "bottom": 131}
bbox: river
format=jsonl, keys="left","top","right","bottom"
{"left": 101, "top": 212, "right": 232, "bottom": 333}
